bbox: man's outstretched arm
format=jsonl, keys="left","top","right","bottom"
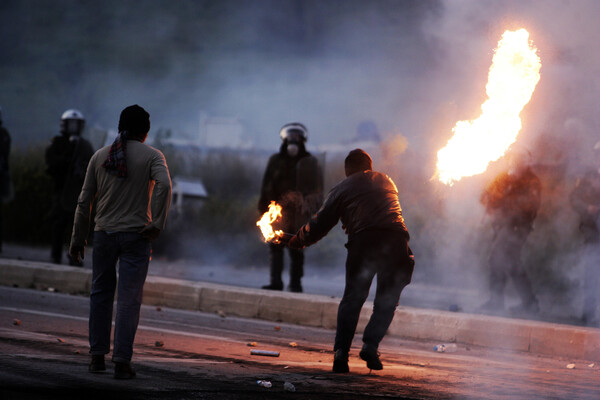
{"left": 288, "top": 189, "right": 341, "bottom": 249}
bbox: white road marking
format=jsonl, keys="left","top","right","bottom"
{"left": 0, "top": 306, "right": 253, "bottom": 345}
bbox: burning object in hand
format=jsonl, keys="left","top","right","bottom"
{"left": 256, "top": 201, "right": 285, "bottom": 243}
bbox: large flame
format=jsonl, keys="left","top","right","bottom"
{"left": 436, "top": 29, "right": 541, "bottom": 185}
{"left": 257, "top": 201, "right": 284, "bottom": 242}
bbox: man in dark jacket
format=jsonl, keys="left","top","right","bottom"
{"left": 46, "top": 109, "right": 95, "bottom": 266}
{"left": 0, "top": 107, "right": 11, "bottom": 252}
{"left": 479, "top": 150, "right": 541, "bottom": 315}
{"left": 287, "top": 149, "right": 413, "bottom": 373}
{"left": 258, "top": 123, "right": 323, "bottom": 292}
{"left": 569, "top": 157, "right": 600, "bottom": 326}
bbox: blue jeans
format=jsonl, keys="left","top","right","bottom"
{"left": 89, "top": 231, "right": 151, "bottom": 363}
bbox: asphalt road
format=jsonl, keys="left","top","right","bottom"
{"left": 0, "top": 286, "right": 599, "bottom": 400}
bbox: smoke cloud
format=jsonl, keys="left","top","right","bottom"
{"left": 0, "top": 0, "right": 598, "bottom": 326}
{"left": 407, "top": 0, "right": 600, "bottom": 325}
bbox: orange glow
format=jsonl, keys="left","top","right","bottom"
{"left": 257, "top": 201, "right": 284, "bottom": 242}
{"left": 436, "top": 29, "right": 541, "bottom": 185}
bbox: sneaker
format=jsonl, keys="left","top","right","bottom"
{"left": 88, "top": 355, "right": 106, "bottom": 373}
{"left": 359, "top": 345, "right": 383, "bottom": 371}
{"left": 332, "top": 349, "right": 349, "bottom": 373}
{"left": 114, "top": 362, "right": 136, "bottom": 379}
{"left": 261, "top": 283, "right": 283, "bottom": 291}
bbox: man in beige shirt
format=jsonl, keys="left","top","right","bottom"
{"left": 69, "top": 105, "right": 171, "bottom": 379}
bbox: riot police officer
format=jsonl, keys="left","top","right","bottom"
{"left": 479, "top": 150, "right": 541, "bottom": 315}
{"left": 569, "top": 143, "right": 600, "bottom": 326}
{"left": 46, "top": 109, "right": 94, "bottom": 266}
{"left": 258, "top": 123, "right": 323, "bottom": 292}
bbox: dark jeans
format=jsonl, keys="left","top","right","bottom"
{"left": 89, "top": 231, "right": 151, "bottom": 363}
{"left": 488, "top": 227, "right": 537, "bottom": 307}
{"left": 268, "top": 242, "right": 304, "bottom": 286}
{"left": 334, "top": 230, "right": 413, "bottom": 353}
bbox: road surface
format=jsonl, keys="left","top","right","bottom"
{"left": 0, "top": 286, "right": 598, "bottom": 399}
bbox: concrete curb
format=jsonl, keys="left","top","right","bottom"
{"left": 1, "top": 258, "right": 598, "bottom": 361}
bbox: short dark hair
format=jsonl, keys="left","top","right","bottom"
{"left": 118, "top": 105, "right": 150, "bottom": 139}
{"left": 345, "top": 148, "right": 372, "bottom": 172}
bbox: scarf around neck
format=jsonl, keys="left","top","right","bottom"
{"left": 102, "top": 131, "right": 129, "bottom": 178}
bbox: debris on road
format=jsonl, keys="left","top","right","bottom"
{"left": 247, "top": 342, "right": 258, "bottom": 347}
{"left": 433, "top": 343, "right": 457, "bottom": 353}
{"left": 218, "top": 310, "right": 226, "bottom": 318}
{"left": 251, "top": 349, "right": 280, "bottom": 357}
{"left": 588, "top": 363, "right": 595, "bottom": 368}
{"left": 13, "top": 318, "right": 21, "bottom": 326}
{"left": 288, "top": 342, "right": 298, "bottom": 348}
{"left": 155, "top": 340, "right": 165, "bottom": 347}
{"left": 283, "top": 382, "right": 296, "bottom": 392}
{"left": 274, "top": 326, "right": 281, "bottom": 331}
{"left": 256, "top": 380, "right": 272, "bottom": 388}
{"left": 566, "top": 363, "right": 575, "bottom": 369}
{"left": 56, "top": 338, "right": 65, "bottom": 343}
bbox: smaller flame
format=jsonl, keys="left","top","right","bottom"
{"left": 257, "top": 201, "right": 284, "bottom": 242}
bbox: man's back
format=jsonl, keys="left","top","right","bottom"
{"left": 334, "top": 171, "right": 407, "bottom": 236}
{"left": 297, "top": 170, "right": 408, "bottom": 246}
{"left": 90, "top": 140, "right": 170, "bottom": 232}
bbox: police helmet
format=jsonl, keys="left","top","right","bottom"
{"left": 280, "top": 122, "right": 308, "bottom": 143}
{"left": 60, "top": 109, "right": 85, "bottom": 136}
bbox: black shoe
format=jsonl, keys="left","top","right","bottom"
{"left": 332, "top": 349, "right": 349, "bottom": 373}
{"left": 261, "top": 283, "right": 283, "bottom": 291}
{"left": 88, "top": 355, "right": 106, "bottom": 373}
{"left": 359, "top": 345, "right": 383, "bottom": 371}
{"left": 114, "top": 362, "right": 136, "bottom": 379}
{"left": 288, "top": 284, "right": 303, "bottom": 293}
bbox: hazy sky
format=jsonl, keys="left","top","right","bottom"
{"left": 0, "top": 0, "right": 598, "bottom": 159}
